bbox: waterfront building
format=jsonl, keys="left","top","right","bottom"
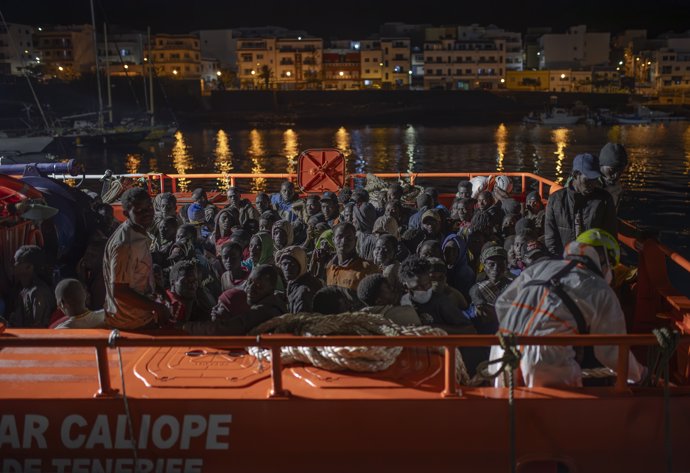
{"left": 275, "top": 37, "right": 323, "bottom": 90}
{"left": 458, "top": 24, "right": 523, "bottom": 71}
{"left": 236, "top": 36, "right": 322, "bottom": 90}
{"left": 523, "top": 27, "right": 552, "bottom": 70}
{"left": 0, "top": 23, "right": 36, "bottom": 75}
{"left": 650, "top": 37, "right": 690, "bottom": 103}
{"left": 153, "top": 33, "right": 201, "bottom": 79}
{"left": 538, "top": 25, "right": 610, "bottom": 69}
{"left": 323, "top": 48, "right": 360, "bottom": 89}
{"left": 360, "top": 39, "right": 384, "bottom": 89}
{"left": 381, "top": 38, "right": 412, "bottom": 89}
{"left": 505, "top": 70, "right": 549, "bottom": 91}
{"left": 97, "top": 31, "right": 146, "bottom": 77}
{"left": 423, "top": 37, "right": 505, "bottom": 90}
{"left": 33, "top": 24, "right": 95, "bottom": 77}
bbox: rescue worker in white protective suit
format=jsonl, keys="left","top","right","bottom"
{"left": 490, "top": 228, "right": 645, "bottom": 387}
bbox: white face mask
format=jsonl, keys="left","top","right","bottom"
{"left": 411, "top": 288, "right": 433, "bottom": 304}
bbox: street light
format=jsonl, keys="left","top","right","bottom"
{"left": 500, "top": 78, "right": 505, "bottom": 83}
{"left": 339, "top": 71, "right": 344, "bottom": 77}
{"left": 58, "top": 66, "right": 64, "bottom": 71}
{"left": 286, "top": 71, "right": 292, "bottom": 77}
{"left": 123, "top": 64, "right": 129, "bottom": 69}
{"left": 560, "top": 73, "right": 566, "bottom": 79}
{"left": 172, "top": 69, "right": 178, "bottom": 75}
{"left": 216, "top": 70, "right": 222, "bottom": 76}
{"left": 250, "top": 70, "right": 256, "bottom": 75}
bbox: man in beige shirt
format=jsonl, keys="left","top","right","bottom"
{"left": 103, "top": 188, "right": 170, "bottom": 330}
{"left": 54, "top": 279, "right": 106, "bottom": 329}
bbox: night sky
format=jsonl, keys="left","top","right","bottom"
{"left": 4, "top": 0, "right": 690, "bottom": 38}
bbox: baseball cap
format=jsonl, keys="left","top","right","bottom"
{"left": 572, "top": 153, "right": 601, "bottom": 179}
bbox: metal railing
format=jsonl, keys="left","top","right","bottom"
{"left": 0, "top": 332, "right": 684, "bottom": 399}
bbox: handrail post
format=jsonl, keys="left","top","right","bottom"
{"left": 268, "top": 345, "right": 289, "bottom": 398}
{"left": 521, "top": 175, "right": 526, "bottom": 194}
{"left": 442, "top": 346, "right": 460, "bottom": 398}
{"left": 172, "top": 178, "right": 177, "bottom": 194}
{"left": 615, "top": 345, "right": 631, "bottom": 393}
{"left": 94, "top": 344, "right": 118, "bottom": 398}
{"left": 159, "top": 174, "right": 165, "bottom": 193}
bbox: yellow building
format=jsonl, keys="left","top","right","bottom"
{"left": 505, "top": 70, "right": 549, "bottom": 91}
{"left": 153, "top": 34, "right": 201, "bottom": 79}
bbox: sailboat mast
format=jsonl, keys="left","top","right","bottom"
{"left": 148, "top": 27, "right": 155, "bottom": 127}
{"left": 104, "top": 22, "right": 113, "bottom": 124}
{"left": 140, "top": 33, "right": 149, "bottom": 118}
{"left": 89, "top": 0, "right": 104, "bottom": 130}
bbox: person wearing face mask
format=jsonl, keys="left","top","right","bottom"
{"left": 544, "top": 153, "right": 617, "bottom": 258}
{"left": 490, "top": 229, "right": 644, "bottom": 387}
{"left": 598, "top": 142, "right": 629, "bottom": 209}
{"left": 399, "top": 256, "right": 475, "bottom": 334}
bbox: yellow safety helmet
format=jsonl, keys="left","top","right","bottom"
{"left": 576, "top": 228, "right": 620, "bottom": 266}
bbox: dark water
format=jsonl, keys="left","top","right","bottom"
{"left": 71, "top": 122, "right": 690, "bottom": 256}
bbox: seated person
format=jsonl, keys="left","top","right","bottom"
{"left": 255, "top": 192, "right": 273, "bottom": 214}
{"left": 450, "top": 197, "right": 475, "bottom": 237}
{"left": 220, "top": 242, "right": 250, "bottom": 291}
{"left": 467, "top": 244, "right": 513, "bottom": 334}
{"left": 313, "top": 286, "right": 352, "bottom": 315}
{"left": 442, "top": 234, "right": 475, "bottom": 301}
{"left": 399, "top": 256, "right": 475, "bottom": 334}
{"left": 417, "top": 239, "right": 443, "bottom": 260}
{"left": 103, "top": 188, "right": 170, "bottom": 330}
{"left": 278, "top": 246, "right": 323, "bottom": 313}
{"left": 185, "top": 265, "right": 286, "bottom": 335}
{"left": 226, "top": 186, "right": 260, "bottom": 226}
{"left": 271, "top": 181, "right": 303, "bottom": 222}
{"left": 324, "top": 223, "right": 377, "bottom": 291}
{"left": 166, "top": 260, "right": 209, "bottom": 327}
{"left": 9, "top": 245, "right": 56, "bottom": 328}
{"left": 151, "top": 216, "right": 178, "bottom": 266}
{"left": 420, "top": 210, "right": 444, "bottom": 242}
{"left": 373, "top": 234, "right": 403, "bottom": 298}
{"left": 272, "top": 219, "right": 294, "bottom": 252}
{"left": 524, "top": 191, "right": 546, "bottom": 236}
{"left": 428, "top": 258, "right": 467, "bottom": 310}
{"left": 358, "top": 274, "right": 421, "bottom": 326}
{"left": 52, "top": 279, "right": 106, "bottom": 329}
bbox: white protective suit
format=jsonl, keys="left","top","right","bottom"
{"left": 490, "top": 241, "right": 644, "bottom": 387}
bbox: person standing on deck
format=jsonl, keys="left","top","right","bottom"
{"left": 103, "top": 187, "right": 170, "bottom": 330}
{"left": 598, "top": 143, "right": 629, "bottom": 209}
{"left": 491, "top": 230, "right": 644, "bottom": 387}
{"left": 544, "top": 153, "right": 617, "bottom": 257}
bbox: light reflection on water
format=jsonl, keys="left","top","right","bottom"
{"left": 248, "top": 129, "right": 266, "bottom": 193}
{"left": 85, "top": 122, "right": 690, "bottom": 252}
{"left": 214, "top": 129, "right": 232, "bottom": 191}
{"left": 171, "top": 131, "right": 191, "bottom": 192}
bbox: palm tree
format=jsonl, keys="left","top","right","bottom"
{"left": 259, "top": 65, "right": 272, "bottom": 89}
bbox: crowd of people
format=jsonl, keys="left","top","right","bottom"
{"left": 0, "top": 141, "right": 645, "bottom": 387}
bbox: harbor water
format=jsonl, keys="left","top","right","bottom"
{"left": 64, "top": 121, "right": 690, "bottom": 256}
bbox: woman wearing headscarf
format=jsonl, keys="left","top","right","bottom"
{"left": 276, "top": 245, "right": 323, "bottom": 313}
{"left": 442, "top": 233, "right": 476, "bottom": 302}
{"left": 353, "top": 202, "right": 378, "bottom": 259}
{"left": 242, "top": 232, "right": 274, "bottom": 272}
{"left": 152, "top": 192, "right": 181, "bottom": 230}
{"left": 211, "top": 208, "right": 238, "bottom": 256}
